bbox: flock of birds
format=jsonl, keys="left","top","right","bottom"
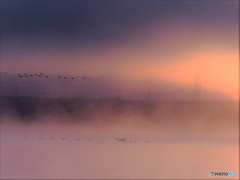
{"left": 17, "top": 73, "right": 86, "bottom": 80}
{"left": 1, "top": 137, "right": 149, "bottom": 143}
{"left": 12, "top": 73, "right": 151, "bottom": 144}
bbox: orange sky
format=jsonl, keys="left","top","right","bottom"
{"left": 1, "top": 1, "right": 238, "bottom": 100}
{"left": 2, "top": 24, "right": 238, "bottom": 100}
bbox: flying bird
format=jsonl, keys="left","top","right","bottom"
{"left": 45, "top": 76, "right": 48, "bottom": 78}
{"left": 71, "top": 77, "right": 74, "bottom": 79}
{"left": 58, "top": 77, "right": 61, "bottom": 79}
{"left": 64, "top": 77, "right": 67, "bottom": 79}
{"left": 115, "top": 138, "right": 126, "bottom": 142}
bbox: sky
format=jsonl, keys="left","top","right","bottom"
{"left": 1, "top": 0, "right": 239, "bottom": 99}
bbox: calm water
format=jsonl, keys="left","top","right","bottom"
{"left": 1, "top": 121, "right": 239, "bottom": 179}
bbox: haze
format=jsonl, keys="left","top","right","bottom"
{"left": 0, "top": 0, "right": 239, "bottom": 179}
{"left": 1, "top": 0, "right": 239, "bottom": 99}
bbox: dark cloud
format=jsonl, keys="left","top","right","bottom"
{"left": 1, "top": 0, "right": 238, "bottom": 48}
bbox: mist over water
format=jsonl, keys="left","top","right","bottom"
{"left": 1, "top": 0, "right": 238, "bottom": 178}
{"left": 0, "top": 97, "right": 239, "bottom": 179}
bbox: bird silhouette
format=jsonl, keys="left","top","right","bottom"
{"left": 64, "top": 77, "right": 67, "bottom": 79}
{"left": 45, "top": 76, "right": 48, "bottom": 78}
{"left": 38, "top": 75, "right": 41, "bottom": 77}
{"left": 115, "top": 138, "right": 126, "bottom": 142}
{"left": 83, "top": 77, "right": 86, "bottom": 79}
{"left": 71, "top": 77, "right": 74, "bottom": 79}
{"left": 58, "top": 77, "right": 61, "bottom": 79}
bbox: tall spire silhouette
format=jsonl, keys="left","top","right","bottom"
{"left": 147, "top": 88, "right": 151, "bottom": 100}
{"left": 192, "top": 70, "right": 202, "bottom": 101}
